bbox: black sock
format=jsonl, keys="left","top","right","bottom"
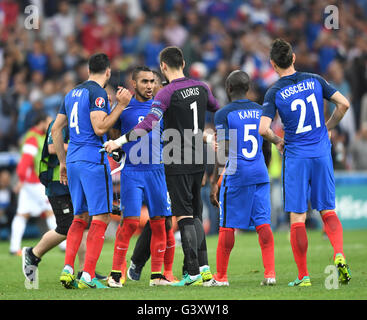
{"left": 193, "top": 217, "right": 208, "bottom": 267}
{"left": 178, "top": 217, "right": 199, "bottom": 276}
{"left": 131, "top": 221, "right": 152, "bottom": 268}
{"left": 29, "top": 248, "right": 41, "bottom": 265}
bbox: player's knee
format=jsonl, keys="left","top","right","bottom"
{"left": 55, "top": 216, "right": 73, "bottom": 236}
{"left": 93, "top": 213, "right": 111, "bottom": 225}
{"left": 165, "top": 216, "right": 172, "bottom": 230}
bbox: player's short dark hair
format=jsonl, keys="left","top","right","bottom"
{"left": 225, "top": 70, "right": 250, "bottom": 97}
{"left": 159, "top": 46, "right": 184, "bottom": 70}
{"left": 132, "top": 66, "right": 152, "bottom": 81}
{"left": 270, "top": 38, "right": 294, "bottom": 69}
{"left": 33, "top": 111, "right": 48, "bottom": 126}
{"left": 88, "top": 53, "right": 110, "bottom": 74}
{"left": 152, "top": 70, "right": 165, "bottom": 85}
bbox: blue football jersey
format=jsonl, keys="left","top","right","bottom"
{"left": 59, "top": 80, "right": 110, "bottom": 164}
{"left": 214, "top": 99, "right": 269, "bottom": 187}
{"left": 114, "top": 97, "right": 163, "bottom": 170}
{"left": 262, "top": 72, "right": 337, "bottom": 158}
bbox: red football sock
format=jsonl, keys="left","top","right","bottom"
{"left": 150, "top": 218, "right": 166, "bottom": 273}
{"left": 164, "top": 227, "right": 175, "bottom": 274}
{"left": 290, "top": 222, "right": 309, "bottom": 279}
{"left": 64, "top": 218, "right": 88, "bottom": 270}
{"left": 83, "top": 220, "right": 107, "bottom": 279}
{"left": 216, "top": 227, "right": 235, "bottom": 281}
{"left": 112, "top": 218, "right": 139, "bottom": 272}
{"left": 256, "top": 224, "right": 275, "bottom": 278}
{"left": 321, "top": 211, "right": 344, "bottom": 259}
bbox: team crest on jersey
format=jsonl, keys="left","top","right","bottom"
{"left": 95, "top": 97, "right": 105, "bottom": 108}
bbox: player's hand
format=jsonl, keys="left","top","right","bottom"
{"left": 60, "top": 162, "right": 68, "bottom": 186}
{"left": 103, "top": 139, "right": 120, "bottom": 154}
{"left": 13, "top": 181, "right": 23, "bottom": 194}
{"left": 116, "top": 87, "right": 132, "bottom": 108}
{"left": 275, "top": 139, "right": 285, "bottom": 155}
{"left": 210, "top": 183, "right": 220, "bottom": 208}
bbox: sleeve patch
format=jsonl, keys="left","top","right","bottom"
{"left": 95, "top": 97, "right": 106, "bottom": 109}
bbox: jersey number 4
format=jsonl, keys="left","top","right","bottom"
{"left": 291, "top": 93, "right": 321, "bottom": 134}
{"left": 70, "top": 102, "right": 80, "bottom": 134}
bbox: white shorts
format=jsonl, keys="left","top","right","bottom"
{"left": 17, "top": 182, "right": 52, "bottom": 217}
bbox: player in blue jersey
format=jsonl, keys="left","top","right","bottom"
{"left": 259, "top": 39, "right": 351, "bottom": 286}
{"left": 106, "top": 66, "right": 172, "bottom": 287}
{"left": 52, "top": 53, "right": 132, "bottom": 289}
{"left": 125, "top": 70, "right": 178, "bottom": 283}
{"left": 208, "top": 70, "right": 276, "bottom": 286}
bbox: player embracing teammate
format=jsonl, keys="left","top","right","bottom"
{"left": 103, "top": 46, "right": 219, "bottom": 286}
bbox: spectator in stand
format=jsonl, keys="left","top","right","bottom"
{"left": 26, "top": 40, "right": 48, "bottom": 75}
{"left": 327, "top": 60, "right": 356, "bottom": 143}
{"left": 350, "top": 123, "right": 367, "bottom": 170}
{"left": 80, "top": 13, "right": 103, "bottom": 55}
{"left": 163, "top": 15, "right": 188, "bottom": 48}
{"left": 143, "top": 26, "right": 165, "bottom": 69}
{"left": 0, "top": 169, "right": 17, "bottom": 238}
{"left": 0, "top": 71, "right": 17, "bottom": 151}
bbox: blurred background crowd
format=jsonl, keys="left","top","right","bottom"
{"left": 1, "top": 0, "right": 367, "bottom": 238}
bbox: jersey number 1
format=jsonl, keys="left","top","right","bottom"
{"left": 70, "top": 102, "right": 80, "bottom": 134}
{"left": 190, "top": 101, "right": 199, "bottom": 134}
{"left": 291, "top": 93, "right": 321, "bottom": 134}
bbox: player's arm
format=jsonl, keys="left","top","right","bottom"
{"left": 51, "top": 113, "right": 68, "bottom": 185}
{"left": 262, "top": 139, "right": 272, "bottom": 167}
{"left": 325, "top": 91, "right": 350, "bottom": 131}
{"left": 48, "top": 125, "right": 68, "bottom": 154}
{"left": 48, "top": 143, "right": 68, "bottom": 155}
{"left": 90, "top": 87, "right": 132, "bottom": 137}
{"left": 210, "top": 139, "right": 229, "bottom": 208}
{"left": 259, "top": 89, "right": 284, "bottom": 154}
{"left": 259, "top": 116, "right": 284, "bottom": 154}
{"left": 103, "top": 88, "right": 170, "bottom": 153}
{"left": 204, "top": 82, "right": 220, "bottom": 113}
{"left": 109, "top": 128, "right": 121, "bottom": 140}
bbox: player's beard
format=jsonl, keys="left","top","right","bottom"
{"left": 135, "top": 87, "right": 152, "bottom": 102}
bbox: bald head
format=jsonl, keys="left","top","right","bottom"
{"left": 225, "top": 70, "right": 250, "bottom": 101}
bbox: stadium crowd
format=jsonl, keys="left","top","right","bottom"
{"left": 0, "top": 0, "right": 367, "bottom": 236}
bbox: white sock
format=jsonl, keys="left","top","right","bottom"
{"left": 189, "top": 274, "right": 201, "bottom": 280}
{"left": 58, "top": 240, "right": 66, "bottom": 251}
{"left": 46, "top": 215, "right": 57, "bottom": 230}
{"left": 64, "top": 264, "right": 74, "bottom": 274}
{"left": 82, "top": 271, "right": 92, "bottom": 282}
{"left": 9, "top": 215, "right": 27, "bottom": 253}
{"left": 200, "top": 265, "right": 210, "bottom": 272}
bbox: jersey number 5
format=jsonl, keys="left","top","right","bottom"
{"left": 242, "top": 124, "right": 258, "bottom": 159}
{"left": 291, "top": 93, "right": 321, "bottom": 134}
{"left": 70, "top": 102, "right": 80, "bottom": 134}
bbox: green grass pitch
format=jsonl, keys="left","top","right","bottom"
{"left": 1, "top": 229, "right": 366, "bottom": 300}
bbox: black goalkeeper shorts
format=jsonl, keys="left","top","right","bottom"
{"left": 165, "top": 171, "right": 204, "bottom": 219}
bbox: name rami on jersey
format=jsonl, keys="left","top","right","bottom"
{"left": 279, "top": 81, "right": 315, "bottom": 100}
{"left": 180, "top": 87, "right": 200, "bottom": 99}
{"left": 238, "top": 109, "right": 260, "bottom": 120}
{"left": 72, "top": 89, "right": 83, "bottom": 97}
